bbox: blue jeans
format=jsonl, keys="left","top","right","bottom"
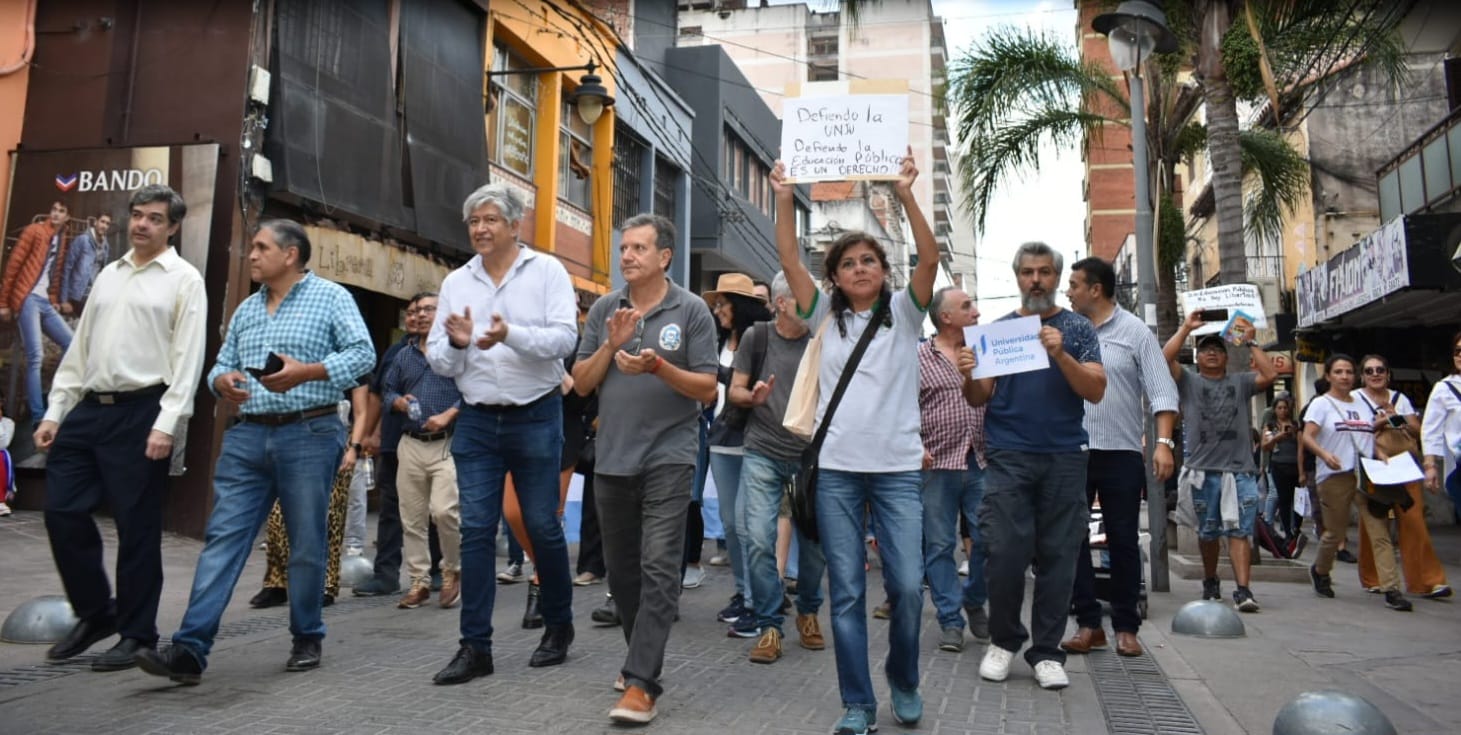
{"left": 1193, "top": 472, "right": 1260, "bottom": 540}
{"left": 1446, "top": 467, "right": 1461, "bottom": 522}
{"left": 708, "top": 450, "right": 749, "bottom": 600}
{"left": 172, "top": 416, "right": 344, "bottom": 667}
{"left": 19, "top": 293, "right": 72, "bottom": 424}
{"left": 921, "top": 457, "right": 987, "bottom": 630}
{"left": 982, "top": 448, "right": 1088, "bottom": 667}
{"left": 740, "top": 450, "right": 825, "bottom": 633}
{"left": 453, "top": 394, "right": 568, "bottom": 653}
{"left": 816, "top": 469, "right": 923, "bottom": 711}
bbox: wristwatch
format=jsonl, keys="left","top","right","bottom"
{"left": 1155, "top": 437, "right": 1176, "bottom": 449}
{"left": 350, "top": 442, "right": 363, "bottom": 453}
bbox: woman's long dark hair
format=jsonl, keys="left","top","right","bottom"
{"left": 824, "top": 232, "right": 894, "bottom": 338}
{"left": 718, "top": 292, "right": 772, "bottom": 348}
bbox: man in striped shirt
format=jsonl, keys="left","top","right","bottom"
{"left": 917, "top": 287, "right": 989, "bottom": 654}
{"left": 1061, "top": 257, "right": 1177, "bottom": 658}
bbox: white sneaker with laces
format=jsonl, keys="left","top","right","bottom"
{"left": 1034, "top": 660, "right": 1069, "bottom": 690}
{"left": 0, "top": 501, "right": 11, "bottom": 517}
{"left": 682, "top": 565, "right": 706, "bottom": 589}
{"left": 979, "top": 645, "right": 1014, "bottom": 682}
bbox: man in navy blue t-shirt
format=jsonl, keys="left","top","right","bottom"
{"left": 959, "top": 242, "right": 1105, "bottom": 691}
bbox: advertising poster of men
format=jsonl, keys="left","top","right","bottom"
{"left": 0, "top": 144, "right": 218, "bottom": 466}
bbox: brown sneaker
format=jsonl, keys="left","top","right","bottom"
{"left": 749, "top": 628, "right": 782, "bottom": 664}
{"left": 608, "top": 685, "right": 657, "bottom": 724}
{"left": 796, "top": 613, "right": 826, "bottom": 650}
{"left": 439, "top": 571, "right": 461, "bottom": 609}
{"left": 1059, "top": 626, "right": 1108, "bottom": 654}
{"left": 398, "top": 584, "right": 430, "bottom": 609}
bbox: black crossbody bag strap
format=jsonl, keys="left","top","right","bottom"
{"left": 808, "top": 297, "right": 890, "bottom": 452}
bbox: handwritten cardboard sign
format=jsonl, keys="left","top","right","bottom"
{"left": 1178, "top": 284, "right": 1269, "bottom": 336}
{"left": 963, "top": 316, "right": 1050, "bottom": 379}
{"left": 781, "top": 80, "right": 909, "bottom": 183}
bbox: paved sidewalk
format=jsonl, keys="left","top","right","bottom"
{"left": 1, "top": 508, "right": 1457, "bottom": 734}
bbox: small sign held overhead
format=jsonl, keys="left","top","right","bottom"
{"left": 780, "top": 80, "right": 909, "bottom": 184}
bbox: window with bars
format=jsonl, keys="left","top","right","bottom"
{"left": 488, "top": 45, "right": 537, "bottom": 177}
{"left": 613, "top": 128, "right": 644, "bottom": 228}
{"left": 654, "top": 155, "right": 677, "bottom": 220}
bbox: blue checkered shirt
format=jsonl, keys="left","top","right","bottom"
{"left": 383, "top": 336, "right": 462, "bottom": 433}
{"left": 207, "top": 271, "right": 375, "bottom": 415}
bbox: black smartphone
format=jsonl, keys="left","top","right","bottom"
{"left": 1198, "top": 308, "right": 1230, "bottom": 322}
{"left": 1387, "top": 414, "right": 1407, "bottom": 428}
{"left": 246, "top": 352, "right": 285, "bottom": 378}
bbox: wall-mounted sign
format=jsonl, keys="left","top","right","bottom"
{"left": 1296, "top": 216, "right": 1409, "bottom": 328}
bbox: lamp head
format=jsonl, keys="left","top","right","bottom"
{"left": 1093, "top": 0, "right": 1178, "bottom": 72}
{"left": 569, "top": 67, "right": 614, "bottom": 126}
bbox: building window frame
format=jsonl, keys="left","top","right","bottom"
{"left": 488, "top": 44, "right": 538, "bottom": 178}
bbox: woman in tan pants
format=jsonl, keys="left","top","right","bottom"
{"left": 1352, "top": 354, "right": 1451, "bottom": 599}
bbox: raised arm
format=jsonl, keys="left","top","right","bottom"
{"left": 770, "top": 162, "right": 818, "bottom": 315}
{"left": 1163, "top": 309, "right": 1204, "bottom": 382}
{"left": 895, "top": 149, "right": 939, "bottom": 308}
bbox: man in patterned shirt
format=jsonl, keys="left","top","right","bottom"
{"left": 961, "top": 242, "right": 1105, "bottom": 691}
{"left": 137, "top": 219, "right": 374, "bottom": 684}
{"left": 918, "top": 286, "right": 989, "bottom": 654}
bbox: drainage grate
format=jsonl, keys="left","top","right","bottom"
{"left": 0, "top": 594, "right": 395, "bottom": 690}
{"left": 1088, "top": 648, "right": 1204, "bottom": 735}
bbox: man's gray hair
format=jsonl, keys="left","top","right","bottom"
{"left": 621, "top": 213, "right": 676, "bottom": 251}
{"left": 928, "top": 285, "right": 960, "bottom": 329}
{"left": 1011, "top": 241, "right": 1063, "bottom": 274}
{"left": 770, "top": 271, "right": 793, "bottom": 302}
{"left": 462, "top": 182, "right": 524, "bottom": 224}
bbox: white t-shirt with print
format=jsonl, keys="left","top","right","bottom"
{"left": 1303, "top": 394, "right": 1375, "bottom": 484}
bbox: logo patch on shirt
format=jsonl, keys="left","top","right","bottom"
{"left": 658, "top": 323, "right": 683, "bottom": 351}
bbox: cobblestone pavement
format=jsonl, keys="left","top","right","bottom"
{"left": 0, "top": 511, "right": 1112, "bottom": 735}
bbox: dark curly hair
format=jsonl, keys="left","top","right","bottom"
{"left": 824, "top": 232, "right": 893, "bottom": 338}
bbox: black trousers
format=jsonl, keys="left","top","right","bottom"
{"left": 44, "top": 398, "right": 169, "bottom": 645}
{"left": 576, "top": 468, "right": 605, "bottom": 577}
{"left": 1069, "top": 450, "right": 1145, "bottom": 634}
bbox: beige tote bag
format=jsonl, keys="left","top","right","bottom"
{"left": 782, "top": 318, "right": 829, "bottom": 440}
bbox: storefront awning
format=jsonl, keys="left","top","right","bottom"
{"left": 1296, "top": 212, "right": 1461, "bottom": 330}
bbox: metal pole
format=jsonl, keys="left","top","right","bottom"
{"left": 1130, "top": 70, "right": 1170, "bottom": 592}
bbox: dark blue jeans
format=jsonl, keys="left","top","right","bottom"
{"left": 741, "top": 450, "right": 825, "bottom": 633}
{"left": 981, "top": 448, "right": 1089, "bottom": 667}
{"left": 921, "top": 456, "right": 987, "bottom": 630}
{"left": 1070, "top": 450, "right": 1144, "bottom": 634}
{"left": 172, "top": 415, "right": 345, "bottom": 667}
{"left": 453, "top": 394, "right": 568, "bottom": 654}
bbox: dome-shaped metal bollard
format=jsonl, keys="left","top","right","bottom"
{"left": 339, "top": 554, "right": 375, "bottom": 588}
{"left": 1273, "top": 690, "right": 1397, "bottom": 735}
{"left": 1, "top": 595, "right": 79, "bottom": 644}
{"left": 1170, "top": 600, "right": 1246, "bottom": 638}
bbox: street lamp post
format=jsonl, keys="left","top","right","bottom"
{"left": 1093, "top": 0, "right": 1177, "bottom": 591}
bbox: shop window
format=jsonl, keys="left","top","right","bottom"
{"left": 560, "top": 101, "right": 594, "bottom": 209}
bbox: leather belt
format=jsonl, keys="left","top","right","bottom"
{"left": 405, "top": 429, "right": 452, "bottom": 442}
{"left": 85, "top": 384, "right": 168, "bottom": 405}
{"left": 468, "top": 389, "right": 557, "bottom": 413}
{"left": 239, "top": 405, "right": 338, "bottom": 427}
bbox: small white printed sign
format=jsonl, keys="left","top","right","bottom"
{"left": 963, "top": 316, "right": 1050, "bottom": 379}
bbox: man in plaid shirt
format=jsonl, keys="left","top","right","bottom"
{"left": 918, "top": 286, "right": 989, "bottom": 654}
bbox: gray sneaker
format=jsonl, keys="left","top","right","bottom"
{"left": 964, "top": 604, "right": 989, "bottom": 640}
{"left": 938, "top": 626, "right": 964, "bottom": 653}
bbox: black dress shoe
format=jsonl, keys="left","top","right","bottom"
{"left": 432, "top": 644, "right": 493, "bottom": 685}
{"left": 323, "top": 594, "right": 335, "bottom": 607}
{"left": 91, "top": 638, "right": 151, "bottom": 672}
{"left": 46, "top": 617, "right": 117, "bottom": 662}
{"left": 522, "top": 581, "right": 544, "bottom": 629}
{"left": 591, "top": 596, "right": 619, "bottom": 626}
{"left": 285, "top": 639, "right": 322, "bottom": 671}
{"left": 529, "top": 623, "right": 575, "bottom": 667}
{"left": 249, "top": 587, "right": 288, "bottom": 609}
{"left": 135, "top": 645, "right": 203, "bottom": 685}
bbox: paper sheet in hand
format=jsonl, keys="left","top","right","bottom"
{"left": 1360, "top": 454, "right": 1425, "bottom": 485}
{"left": 963, "top": 316, "right": 1049, "bottom": 379}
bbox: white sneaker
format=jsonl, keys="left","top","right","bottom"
{"left": 979, "top": 645, "right": 1014, "bottom": 682}
{"left": 0, "top": 501, "right": 11, "bottom": 517}
{"left": 1034, "top": 660, "right": 1069, "bottom": 690}
{"left": 958, "top": 560, "right": 969, "bottom": 576}
{"left": 682, "top": 565, "right": 706, "bottom": 589}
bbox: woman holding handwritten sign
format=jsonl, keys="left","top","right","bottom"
{"left": 770, "top": 149, "right": 939, "bottom": 735}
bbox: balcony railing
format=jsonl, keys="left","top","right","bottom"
{"left": 1246, "top": 254, "right": 1283, "bottom": 280}
{"left": 1377, "top": 105, "right": 1461, "bottom": 222}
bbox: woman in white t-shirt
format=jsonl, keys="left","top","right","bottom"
{"left": 770, "top": 151, "right": 941, "bottom": 735}
{"left": 1302, "top": 354, "right": 1411, "bottom": 611}
{"left": 1422, "top": 330, "right": 1461, "bottom": 522}
{"left": 1353, "top": 354, "right": 1449, "bottom": 598}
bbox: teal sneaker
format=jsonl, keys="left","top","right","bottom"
{"left": 832, "top": 707, "right": 878, "bottom": 735}
{"left": 889, "top": 686, "right": 923, "bottom": 725}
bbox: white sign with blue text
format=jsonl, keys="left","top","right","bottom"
{"left": 963, "top": 316, "right": 1050, "bottom": 379}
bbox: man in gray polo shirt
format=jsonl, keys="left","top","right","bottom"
{"left": 573, "top": 213, "right": 718, "bottom": 726}
{"left": 1061, "top": 257, "right": 1178, "bottom": 659}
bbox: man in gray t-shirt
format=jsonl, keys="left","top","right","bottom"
{"left": 1163, "top": 313, "right": 1277, "bottom": 613}
{"left": 572, "top": 214, "right": 718, "bottom": 725}
{"left": 727, "top": 273, "right": 826, "bottom": 662}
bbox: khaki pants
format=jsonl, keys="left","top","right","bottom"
{"left": 1359, "top": 481, "right": 1449, "bottom": 594}
{"left": 1314, "top": 473, "right": 1397, "bottom": 591}
{"left": 398, "top": 435, "right": 461, "bottom": 586}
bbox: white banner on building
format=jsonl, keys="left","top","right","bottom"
{"left": 1296, "top": 216, "right": 1409, "bottom": 327}
{"left": 781, "top": 80, "right": 909, "bottom": 183}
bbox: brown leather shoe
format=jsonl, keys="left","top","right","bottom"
{"left": 608, "top": 685, "right": 657, "bottom": 724}
{"left": 796, "top": 613, "right": 826, "bottom": 650}
{"left": 398, "top": 584, "right": 430, "bottom": 609}
{"left": 439, "top": 571, "right": 461, "bottom": 608}
{"left": 1115, "top": 631, "right": 1143, "bottom": 657}
{"left": 1059, "top": 626, "right": 1108, "bottom": 654}
{"left": 749, "top": 628, "right": 782, "bottom": 664}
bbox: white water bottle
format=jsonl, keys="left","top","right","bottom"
{"left": 358, "top": 456, "right": 376, "bottom": 490}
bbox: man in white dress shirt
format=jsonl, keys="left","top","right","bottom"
{"left": 425, "top": 183, "right": 579, "bottom": 685}
{"left": 35, "top": 184, "right": 207, "bottom": 672}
